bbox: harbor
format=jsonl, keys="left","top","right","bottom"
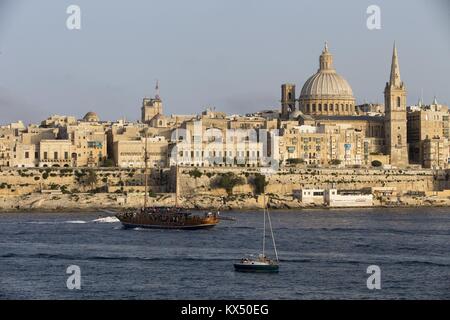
{"left": 0, "top": 208, "right": 448, "bottom": 299}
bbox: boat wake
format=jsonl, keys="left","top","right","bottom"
{"left": 92, "top": 216, "right": 120, "bottom": 223}
{"left": 24, "top": 216, "right": 120, "bottom": 225}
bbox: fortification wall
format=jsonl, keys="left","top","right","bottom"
{"left": 0, "top": 167, "right": 171, "bottom": 195}
{"left": 177, "top": 167, "right": 448, "bottom": 196}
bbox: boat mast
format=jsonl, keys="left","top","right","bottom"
{"left": 266, "top": 202, "right": 279, "bottom": 262}
{"left": 262, "top": 193, "right": 266, "bottom": 257}
{"left": 144, "top": 130, "right": 148, "bottom": 208}
{"left": 175, "top": 163, "right": 178, "bottom": 207}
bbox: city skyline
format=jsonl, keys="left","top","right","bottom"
{"left": 0, "top": 0, "right": 449, "bottom": 125}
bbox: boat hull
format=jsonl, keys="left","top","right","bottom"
{"left": 121, "top": 222, "right": 218, "bottom": 230}
{"left": 116, "top": 207, "right": 220, "bottom": 230}
{"left": 233, "top": 263, "right": 279, "bottom": 273}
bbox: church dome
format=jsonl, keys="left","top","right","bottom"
{"left": 299, "top": 43, "right": 356, "bottom": 116}
{"left": 83, "top": 111, "right": 99, "bottom": 122}
{"left": 300, "top": 71, "right": 354, "bottom": 99}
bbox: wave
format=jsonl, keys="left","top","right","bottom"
{"left": 25, "top": 220, "right": 87, "bottom": 224}
{"left": 91, "top": 216, "right": 119, "bottom": 223}
{"left": 393, "top": 260, "right": 450, "bottom": 267}
{"left": 2, "top": 252, "right": 447, "bottom": 267}
{"left": 0, "top": 253, "right": 242, "bottom": 263}
{"left": 24, "top": 216, "right": 120, "bottom": 225}
{"left": 355, "top": 243, "right": 372, "bottom": 248}
{"left": 219, "top": 226, "right": 256, "bottom": 230}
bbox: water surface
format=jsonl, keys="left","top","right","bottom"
{"left": 0, "top": 208, "right": 449, "bottom": 299}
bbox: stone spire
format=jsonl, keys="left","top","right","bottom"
{"left": 319, "top": 41, "right": 334, "bottom": 71}
{"left": 155, "top": 80, "right": 160, "bottom": 100}
{"left": 389, "top": 42, "right": 401, "bottom": 87}
{"left": 432, "top": 96, "right": 438, "bottom": 105}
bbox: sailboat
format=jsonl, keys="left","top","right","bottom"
{"left": 234, "top": 195, "right": 279, "bottom": 272}
{"left": 116, "top": 132, "right": 220, "bottom": 230}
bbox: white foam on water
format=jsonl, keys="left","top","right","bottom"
{"left": 92, "top": 216, "right": 120, "bottom": 223}
{"left": 64, "top": 220, "right": 87, "bottom": 224}
{"left": 26, "top": 221, "right": 59, "bottom": 225}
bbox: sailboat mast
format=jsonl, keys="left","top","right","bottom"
{"left": 262, "top": 194, "right": 266, "bottom": 257}
{"left": 266, "top": 204, "right": 279, "bottom": 262}
{"left": 175, "top": 163, "right": 178, "bottom": 207}
{"left": 144, "top": 133, "right": 148, "bottom": 208}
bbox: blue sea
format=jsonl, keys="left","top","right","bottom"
{"left": 0, "top": 208, "right": 449, "bottom": 299}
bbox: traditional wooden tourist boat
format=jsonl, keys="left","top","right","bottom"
{"left": 116, "top": 133, "right": 220, "bottom": 230}
{"left": 116, "top": 206, "right": 220, "bottom": 230}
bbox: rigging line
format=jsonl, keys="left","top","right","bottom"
{"left": 266, "top": 203, "right": 279, "bottom": 262}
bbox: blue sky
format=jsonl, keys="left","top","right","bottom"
{"left": 0, "top": 0, "right": 449, "bottom": 124}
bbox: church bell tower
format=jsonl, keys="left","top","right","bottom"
{"left": 384, "top": 43, "right": 408, "bottom": 167}
{"left": 141, "top": 80, "right": 163, "bottom": 123}
{"left": 281, "top": 83, "right": 296, "bottom": 119}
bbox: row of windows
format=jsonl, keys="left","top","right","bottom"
{"left": 187, "top": 136, "right": 260, "bottom": 143}
{"left": 23, "top": 151, "right": 39, "bottom": 159}
{"left": 288, "top": 137, "right": 324, "bottom": 144}
{"left": 42, "top": 152, "right": 70, "bottom": 160}
{"left": 304, "top": 103, "right": 353, "bottom": 112}
{"left": 178, "top": 150, "right": 261, "bottom": 158}
{"left": 173, "top": 162, "right": 261, "bottom": 168}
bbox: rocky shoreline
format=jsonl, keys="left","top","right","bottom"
{"left": 1, "top": 192, "right": 450, "bottom": 213}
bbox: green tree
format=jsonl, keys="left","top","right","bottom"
{"left": 250, "top": 173, "right": 268, "bottom": 195}
{"left": 102, "top": 159, "right": 115, "bottom": 167}
{"left": 80, "top": 169, "right": 98, "bottom": 190}
{"left": 213, "top": 172, "right": 245, "bottom": 196}
{"left": 286, "top": 158, "right": 305, "bottom": 165}
{"left": 188, "top": 168, "right": 202, "bottom": 178}
{"left": 371, "top": 160, "right": 382, "bottom": 167}
{"left": 330, "top": 159, "right": 342, "bottom": 165}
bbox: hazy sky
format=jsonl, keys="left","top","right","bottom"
{"left": 0, "top": 0, "right": 449, "bottom": 125}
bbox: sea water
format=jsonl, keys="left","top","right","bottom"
{"left": 0, "top": 208, "right": 449, "bottom": 299}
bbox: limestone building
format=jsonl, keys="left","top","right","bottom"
{"left": 113, "top": 136, "right": 168, "bottom": 168}
{"left": 422, "top": 137, "right": 449, "bottom": 169}
{"left": 279, "top": 42, "right": 417, "bottom": 168}
{"left": 279, "top": 123, "right": 365, "bottom": 167}
{"left": 39, "top": 140, "right": 73, "bottom": 167}
{"left": 407, "top": 99, "right": 449, "bottom": 167}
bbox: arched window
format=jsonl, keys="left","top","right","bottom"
{"left": 324, "top": 104, "right": 328, "bottom": 112}
{"left": 397, "top": 134, "right": 402, "bottom": 145}
{"left": 318, "top": 104, "right": 322, "bottom": 112}
{"left": 330, "top": 104, "right": 334, "bottom": 112}
{"left": 397, "top": 97, "right": 401, "bottom": 108}
{"left": 312, "top": 104, "right": 316, "bottom": 112}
